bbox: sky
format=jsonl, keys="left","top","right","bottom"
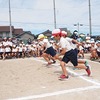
{"left": 0, "top": 0, "right": 100, "bottom": 36}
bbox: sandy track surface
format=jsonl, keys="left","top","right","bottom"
{"left": 0, "top": 56, "right": 100, "bottom": 100}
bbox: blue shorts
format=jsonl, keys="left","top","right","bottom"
{"left": 97, "top": 51, "right": 100, "bottom": 57}
{"left": 74, "top": 48, "right": 79, "bottom": 55}
{"left": 45, "top": 46, "right": 56, "bottom": 57}
{"left": 62, "top": 49, "right": 78, "bottom": 66}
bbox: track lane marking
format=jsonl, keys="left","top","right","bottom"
{"left": 33, "top": 58, "right": 100, "bottom": 86}
{"left": 7, "top": 58, "right": 100, "bottom": 100}
{"left": 7, "top": 85, "right": 100, "bottom": 100}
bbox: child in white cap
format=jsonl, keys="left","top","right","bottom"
{"left": 52, "top": 29, "right": 91, "bottom": 80}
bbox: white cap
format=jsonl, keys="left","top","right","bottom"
{"left": 91, "top": 38, "right": 94, "bottom": 41}
{"left": 86, "top": 40, "right": 90, "bottom": 43}
{"left": 74, "top": 32, "right": 78, "bottom": 34}
{"left": 61, "top": 31, "right": 67, "bottom": 35}
{"left": 90, "top": 40, "right": 95, "bottom": 44}
{"left": 96, "top": 41, "right": 100, "bottom": 44}
{"left": 19, "top": 44, "right": 22, "bottom": 46}
{"left": 26, "top": 44, "right": 29, "bottom": 47}
{"left": 52, "top": 29, "right": 61, "bottom": 35}
{"left": 33, "top": 44, "right": 36, "bottom": 47}
{"left": 4, "top": 37, "right": 7, "bottom": 39}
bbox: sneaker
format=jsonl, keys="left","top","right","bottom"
{"left": 52, "top": 60, "right": 56, "bottom": 64}
{"left": 59, "top": 74, "right": 69, "bottom": 80}
{"left": 86, "top": 65, "right": 91, "bottom": 76}
{"left": 46, "top": 62, "right": 53, "bottom": 66}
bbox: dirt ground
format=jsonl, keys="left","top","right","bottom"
{"left": 0, "top": 54, "right": 100, "bottom": 100}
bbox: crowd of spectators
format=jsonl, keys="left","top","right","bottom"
{"left": 0, "top": 35, "right": 100, "bottom": 62}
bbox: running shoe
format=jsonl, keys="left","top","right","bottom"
{"left": 52, "top": 60, "right": 56, "bottom": 64}
{"left": 46, "top": 62, "right": 53, "bottom": 66}
{"left": 86, "top": 65, "right": 91, "bottom": 76}
{"left": 59, "top": 74, "right": 69, "bottom": 80}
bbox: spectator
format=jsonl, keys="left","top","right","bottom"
{"left": 27, "top": 38, "right": 32, "bottom": 45}
{"left": 86, "top": 34, "right": 91, "bottom": 43}
{"left": 71, "top": 30, "right": 79, "bottom": 40}
{"left": 90, "top": 41, "right": 98, "bottom": 60}
{"left": 96, "top": 41, "right": 100, "bottom": 60}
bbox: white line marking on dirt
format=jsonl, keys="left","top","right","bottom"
{"left": 33, "top": 58, "right": 100, "bottom": 86}
{"left": 67, "top": 68, "right": 100, "bottom": 86}
{"left": 7, "top": 85, "right": 100, "bottom": 100}
{"left": 7, "top": 58, "right": 100, "bottom": 100}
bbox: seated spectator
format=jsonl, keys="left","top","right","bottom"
{"left": 70, "top": 30, "right": 79, "bottom": 40}
{"left": 96, "top": 41, "right": 100, "bottom": 59}
{"left": 90, "top": 41, "right": 98, "bottom": 60}
{"left": 17, "top": 44, "right": 24, "bottom": 58}
{"left": 4, "top": 45, "right": 12, "bottom": 59}
{"left": 22, "top": 44, "right": 27, "bottom": 58}
{"left": 84, "top": 42, "right": 91, "bottom": 53}
{"left": 0, "top": 44, "right": 5, "bottom": 59}
{"left": 2, "top": 37, "right": 8, "bottom": 47}
{"left": 30, "top": 44, "right": 37, "bottom": 57}
{"left": 7, "top": 38, "right": 13, "bottom": 53}
{"left": 77, "top": 44, "right": 84, "bottom": 58}
{"left": 11, "top": 45, "right": 17, "bottom": 58}
{"left": 27, "top": 38, "right": 32, "bottom": 45}
{"left": 25, "top": 44, "right": 32, "bottom": 57}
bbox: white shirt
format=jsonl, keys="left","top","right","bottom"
{"left": 5, "top": 47, "right": 11, "bottom": 52}
{"left": 43, "top": 39, "right": 52, "bottom": 49}
{"left": 12, "top": 48, "right": 17, "bottom": 52}
{"left": 86, "top": 36, "right": 91, "bottom": 40}
{"left": 3, "top": 41, "right": 8, "bottom": 46}
{"left": 39, "top": 39, "right": 52, "bottom": 49}
{"left": 7, "top": 41, "right": 13, "bottom": 46}
{"left": 66, "top": 37, "right": 77, "bottom": 49}
{"left": 0, "top": 48, "right": 5, "bottom": 52}
{"left": 97, "top": 47, "right": 100, "bottom": 52}
{"left": 19, "top": 47, "right": 23, "bottom": 52}
{"left": 59, "top": 37, "right": 72, "bottom": 52}
{"left": 79, "top": 45, "right": 84, "bottom": 50}
{"left": 22, "top": 46, "right": 27, "bottom": 51}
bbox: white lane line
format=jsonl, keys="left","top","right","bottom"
{"left": 67, "top": 68, "right": 100, "bottom": 86}
{"left": 7, "top": 85, "right": 100, "bottom": 100}
{"left": 33, "top": 58, "right": 100, "bottom": 86}
{"left": 7, "top": 58, "right": 100, "bottom": 100}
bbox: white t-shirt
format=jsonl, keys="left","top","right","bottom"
{"left": 0, "top": 48, "right": 5, "bottom": 52}
{"left": 59, "top": 37, "right": 73, "bottom": 52}
{"left": 19, "top": 47, "right": 23, "bottom": 52}
{"left": 3, "top": 41, "right": 8, "bottom": 46}
{"left": 5, "top": 47, "right": 11, "bottom": 52}
{"left": 84, "top": 43, "right": 89, "bottom": 48}
{"left": 22, "top": 46, "right": 27, "bottom": 51}
{"left": 66, "top": 37, "right": 77, "bottom": 49}
{"left": 86, "top": 36, "right": 91, "bottom": 40}
{"left": 39, "top": 39, "right": 52, "bottom": 49}
{"left": 7, "top": 41, "right": 13, "bottom": 46}
{"left": 97, "top": 47, "right": 100, "bottom": 52}
{"left": 79, "top": 45, "right": 84, "bottom": 50}
{"left": 16, "top": 46, "right": 23, "bottom": 52}
{"left": 38, "top": 41, "right": 44, "bottom": 46}
{"left": 12, "top": 48, "right": 17, "bottom": 52}
{"left": 43, "top": 39, "right": 52, "bottom": 49}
